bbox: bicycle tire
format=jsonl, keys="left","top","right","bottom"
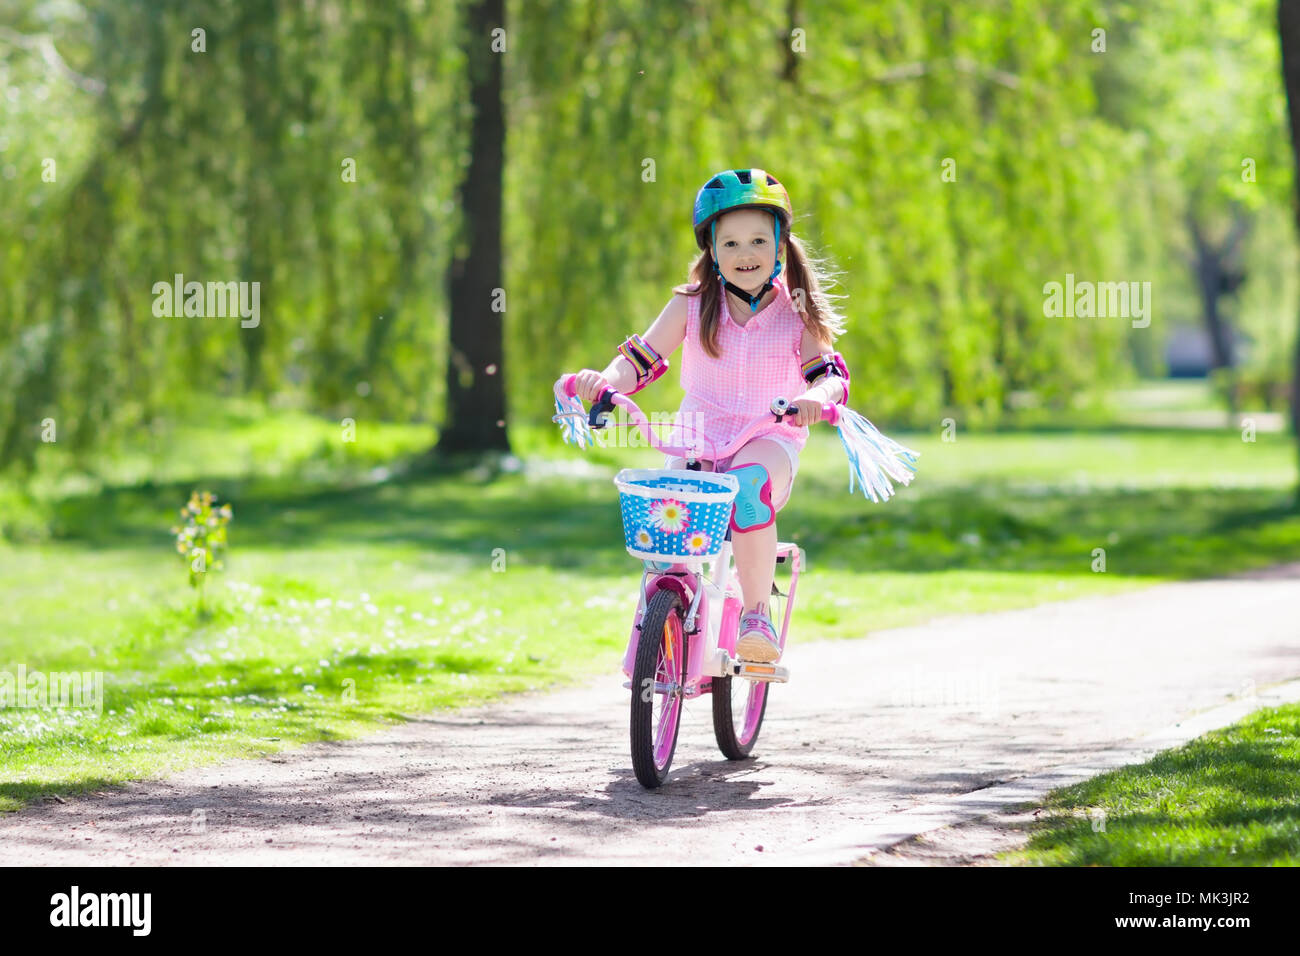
{"left": 712, "top": 587, "right": 780, "bottom": 759}
{"left": 630, "top": 588, "right": 687, "bottom": 788}
{"left": 712, "top": 673, "right": 769, "bottom": 759}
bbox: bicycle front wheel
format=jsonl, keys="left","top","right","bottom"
{"left": 630, "top": 588, "right": 687, "bottom": 788}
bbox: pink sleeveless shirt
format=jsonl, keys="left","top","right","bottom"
{"left": 672, "top": 275, "right": 809, "bottom": 460}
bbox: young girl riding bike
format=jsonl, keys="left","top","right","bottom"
{"left": 571, "top": 168, "right": 851, "bottom": 665}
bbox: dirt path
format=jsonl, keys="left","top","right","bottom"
{"left": 4, "top": 565, "right": 1298, "bottom": 866}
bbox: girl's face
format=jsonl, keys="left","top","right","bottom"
{"left": 713, "top": 208, "right": 782, "bottom": 294}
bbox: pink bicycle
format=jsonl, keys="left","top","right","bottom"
{"left": 552, "top": 373, "right": 849, "bottom": 788}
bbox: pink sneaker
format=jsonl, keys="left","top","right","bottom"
{"left": 736, "top": 610, "right": 781, "bottom": 663}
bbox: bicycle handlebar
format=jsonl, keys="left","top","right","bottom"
{"left": 555, "top": 372, "right": 843, "bottom": 462}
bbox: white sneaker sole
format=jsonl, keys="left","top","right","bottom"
{"left": 735, "top": 632, "right": 781, "bottom": 663}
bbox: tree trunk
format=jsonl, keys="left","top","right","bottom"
{"left": 438, "top": 0, "right": 508, "bottom": 457}
{"left": 1186, "top": 207, "right": 1250, "bottom": 418}
{"left": 1279, "top": 0, "right": 1300, "bottom": 503}
{"left": 1187, "top": 212, "right": 1235, "bottom": 371}
{"left": 780, "top": 0, "right": 800, "bottom": 84}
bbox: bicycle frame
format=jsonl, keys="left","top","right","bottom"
{"left": 553, "top": 374, "right": 823, "bottom": 694}
{"left": 623, "top": 537, "right": 803, "bottom": 698}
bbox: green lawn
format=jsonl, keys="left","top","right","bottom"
{"left": 1, "top": 406, "right": 1299, "bottom": 811}
{"left": 1004, "top": 701, "right": 1300, "bottom": 866}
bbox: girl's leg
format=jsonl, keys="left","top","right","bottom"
{"left": 726, "top": 438, "right": 794, "bottom": 619}
{"left": 768, "top": 439, "right": 800, "bottom": 512}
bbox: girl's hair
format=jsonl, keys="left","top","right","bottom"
{"left": 672, "top": 227, "right": 847, "bottom": 360}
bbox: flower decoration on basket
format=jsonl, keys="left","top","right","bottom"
{"left": 648, "top": 498, "right": 690, "bottom": 533}
{"left": 684, "top": 530, "right": 712, "bottom": 555}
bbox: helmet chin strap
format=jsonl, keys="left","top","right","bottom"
{"left": 712, "top": 214, "right": 784, "bottom": 312}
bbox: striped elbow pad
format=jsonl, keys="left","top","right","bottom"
{"left": 801, "top": 351, "right": 850, "bottom": 403}
{"left": 617, "top": 334, "right": 668, "bottom": 393}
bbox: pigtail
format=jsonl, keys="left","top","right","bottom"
{"left": 782, "top": 233, "right": 848, "bottom": 343}
{"left": 672, "top": 253, "right": 725, "bottom": 359}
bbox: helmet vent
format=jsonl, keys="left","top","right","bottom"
{"left": 706, "top": 177, "right": 723, "bottom": 189}
{"left": 766, "top": 174, "right": 778, "bottom": 185}
{"left": 736, "top": 170, "right": 752, "bottom": 184}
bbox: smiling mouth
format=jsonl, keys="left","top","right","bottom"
{"left": 736, "top": 265, "right": 760, "bottom": 273}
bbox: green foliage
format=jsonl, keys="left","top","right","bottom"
{"left": 1232, "top": 204, "right": 1300, "bottom": 409}
{"left": 1097, "top": 0, "right": 1299, "bottom": 390}
{"left": 0, "top": 0, "right": 464, "bottom": 471}
{"left": 0, "top": 0, "right": 1297, "bottom": 471}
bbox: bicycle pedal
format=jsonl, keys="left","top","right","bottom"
{"left": 731, "top": 660, "right": 789, "bottom": 684}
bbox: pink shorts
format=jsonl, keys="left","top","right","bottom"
{"left": 662, "top": 436, "right": 800, "bottom": 512}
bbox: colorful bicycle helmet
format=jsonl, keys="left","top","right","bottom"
{"left": 692, "top": 169, "right": 792, "bottom": 248}
{"left": 692, "top": 168, "right": 794, "bottom": 311}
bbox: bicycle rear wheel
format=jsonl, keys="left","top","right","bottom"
{"left": 712, "top": 587, "right": 780, "bottom": 759}
{"left": 712, "top": 674, "right": 768, "bottom": 759}
{"left": 630, "top": 588, "right": 687, "bottom": 788}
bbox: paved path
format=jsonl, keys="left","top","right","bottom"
{"left": 3, "top": 565, "right": 1297, "bottom": 866}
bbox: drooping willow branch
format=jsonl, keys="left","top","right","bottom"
{"left": 0, "top": 25, "right": 106, "bottom": 96}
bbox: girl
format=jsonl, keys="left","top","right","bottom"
{"left": 571, "top": 168, "right": 850, "bottom": 665}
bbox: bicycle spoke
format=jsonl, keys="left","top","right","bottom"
{"left": 654, "top": 687, "right": 678, "bottom": 752}
{"left": 652, "top": 617, "right": 683, "bottom": 764}
{"left": 655, "top": 650, "right": 674, "bottom": 688}
{"left": 654, "top": 703, "right": 673, "bottom": 753}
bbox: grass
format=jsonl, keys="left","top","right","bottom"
{"left": 1, "top": 400, "right": 1298, "bottom": 811}
{"left": 1108, "top": 380, "right": 1220, "bottom": 413}
{"left": 0, "top": 556, "right": 625, "bottom": 811}
{"left": 1003, "top": 701, "right": 1300, "bottom": 866}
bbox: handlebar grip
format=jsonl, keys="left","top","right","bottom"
{"left": 590, "top": 387, "right": 618, "bottom": 428}
{"left": 771, "top": 395, "right": 842, "bottom": 426}
{"left": 559, "top": 373, "right": 619, "bottom": 427}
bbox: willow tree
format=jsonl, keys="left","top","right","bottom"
{"left": 0, "top": 0, "right": 460, "bottom": 474}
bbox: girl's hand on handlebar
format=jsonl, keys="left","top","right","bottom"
{"left": 788, "top": 396, "right": 826, "bottom": 426}
{"left": 573, "top": 369, "right": 612, "bottom": 403}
